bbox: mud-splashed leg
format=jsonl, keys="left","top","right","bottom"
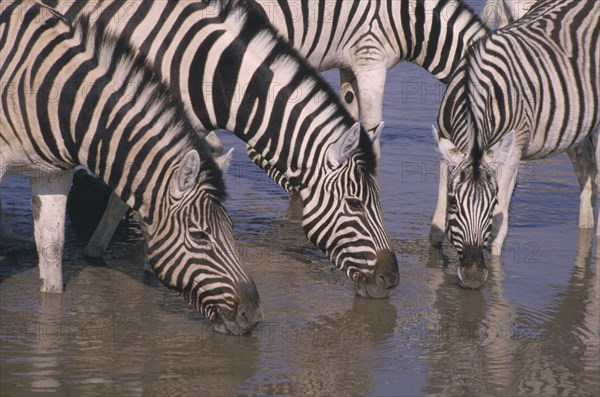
{"left": 83, "top": 192, "right": 129, "bottom": 258}
{"left": 567, "top": 137, "right": 596, "bottom": 230}
{"left": 30, "top": 170, "right": 72, "bottom": 293}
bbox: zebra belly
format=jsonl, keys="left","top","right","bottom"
{"left": 521, "top": 121, "right": 599, "bottom": 161}
{"left": 0, "top": 141, "right": 69, "bottom": 182}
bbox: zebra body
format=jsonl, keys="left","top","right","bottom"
{"left": 250, "top": 0, "right": 490, "bottom": 159}
{"left": 434, "top": 0, "right": 600, "bottom": 288}
{"left": 0, "top": 0, "right": 261, "bottom": 334}
{"left": 43, "top": 0, "right": 399, "bottom": 298}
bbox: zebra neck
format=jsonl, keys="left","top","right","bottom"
{"left": 74, "top": 113, "right": 181, "bottom": 227}
{"left": 182, "top": 4, "right": 355, "bottom": 187}
{"left": 397, "top": 0, "right": 489, "bottom": 83}
{"left": 50, "top": 18, "right": 195, "bottom": 226}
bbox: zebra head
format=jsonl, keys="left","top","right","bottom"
{"left": 300, "top": 122, "right": 399, "bottom": 298}
{"left": 147, "top": 148, "right": 262, "bottom": 335}
{"left": 434, "top": 128, "right": 516, "bottom": 288}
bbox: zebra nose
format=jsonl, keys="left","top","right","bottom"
{"left": 374, "top": 249, "right": 399, "bottom": 290}
{"left": 356, "top": 249, "right": 399, "bottom": 298}
{"left": 235, "top": 280, "right": 263, "bottom": 332}
{"left": 458, "top": 246, "right": 488, "bottom": 289}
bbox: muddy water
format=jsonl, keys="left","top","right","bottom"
{"left": 1, "top": 41, "right": 599, "bottom": 397}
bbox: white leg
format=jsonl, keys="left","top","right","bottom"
{"left": 137, "top": 218, "right": 152, "bottom": 272}
{"left": 430, "top": 162, "right": 449, "bottom": 245}
{"left": 29, "top": 170, "right": 72, "bottom": 293}
{"left": 83, "top": 191, "right": 129, "bottom": 258}
{"left": 354, "top": 65, "right": 387, "bottom": 163}
{"left": 490, "top": 150, "right": 521, "bottom": 256}
{"left": 567, "top": 138, "right": 596, "bottom": 230}
{"left": 339, "top": 69, "right": 360, "bottom": 122}
{"left": 594, "top": 128, "right": 600, "bottom": 237}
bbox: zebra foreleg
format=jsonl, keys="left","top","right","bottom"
{"left": 594, "top": 127, "right": 600, "bottom": 237}
{"left": 430, "top": 162, "right": 449, "bottom": 246}
{"left": 83, "top": 192, "right": 129, "bottom": 258}
{"left": 567, "top": 137, "right": 597, "bottom": 230}
{"left": 489, "top": 149, "right": 521, "bottom": 256}
{"left": 354, "top": 66, "right": 387, "bottom": 164}
{"left": 29, "top": 170, "right": 72, "bottom": 293}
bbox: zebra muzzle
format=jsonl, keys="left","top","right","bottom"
{"left": 457, "top": 246, "right": 488, "bottom": 289}
{"left": 207, "top": 280, "right": 262, "bottom": 335}
{"left": 354, "top": 249, "right": 399, "bottom": 298}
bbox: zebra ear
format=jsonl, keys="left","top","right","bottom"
{"left": 215, "top": 148, "right": 234, "bottom": 175}
{"left": 433, "top": 126, "right": 466, "bottom": 166}
{"left": 171, "top": 150, "right": 201, "bottom": 198}
{"left": 484, "top": 130, "right": 516, "bottom": 167}
{"left": 328, "top": 122, "right": 361, "bottom": 168}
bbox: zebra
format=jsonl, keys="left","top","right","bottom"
{"left": 433, "top": 0, "right": 599, "bottom": 288}
{"left": 248, "top": 0, "right": 492, "bottom": 162}
{"left": 484, "top": 0, "right": 540, "bottom": 28}
{"left": 244, "top": 0, "right": 495, "bottom": 242}
{"left": 0, "top": 0, "right": 262, "bottom": 334}
{"left": 42, "top": 0, "right": 399, "bottom": 298}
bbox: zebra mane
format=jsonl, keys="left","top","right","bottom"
{"left": 463, "top": 40, "right": 487, "bottom": 181}
{"left": 69, "top": 12, "right": 227, "bottom": 201}
{"left": 217, "top": 0, "right": 378, "bottom": 175}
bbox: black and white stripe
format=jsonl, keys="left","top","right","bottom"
{"left": 43, "top": 0, "right": 399, "bottom": 298}
{"left": 249, "top": 0, "right": 490, "bottom": 158}
{"left": 0, "top": 0, "right": 261, "bottom": 334}
{"left": 434, "top": 0, "right": 600, "bottom": 288}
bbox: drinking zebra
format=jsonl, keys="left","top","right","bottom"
{"left": 0, "top": 1, "right": 262, "bottom": 334}
{"left": 433, "top": 0, "right": 599, "bottom": 288}
{"left": 42, "top": 0, "right": 399, "bottom": 298}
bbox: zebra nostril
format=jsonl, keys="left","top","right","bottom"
{"left": 374, "top": 249, "right": 399, "bottom": 289}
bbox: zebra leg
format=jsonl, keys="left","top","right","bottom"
{"left": 430, "top": 162, "right": 449, "bottom": 245}
{"left": 490, "top": 150, "right": 521, "bottom": 256}
{"left": 354, "top": 66, "right": 387, "bottom": 163}
{"left": 29, "top": 170, "right": 72, "bottom": 293}
{"left": 339, "top": 69, "right": 360, "bottom": 122}
{"left": 83, "top": 192, "right": 129, "bottom": 258}
{"left": 567, "top": 137, "right": 596, "bottom": 230}
{"left": 594, "top": 127, "right": 600, "bottom": 237}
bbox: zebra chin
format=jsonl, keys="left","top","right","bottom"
{"left": 351, "top": 249, "right": 399, "bottom": 299}
{"left": 457, "top": 246, "right": 488, "bottom": 289}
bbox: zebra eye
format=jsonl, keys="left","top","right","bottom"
{"left": 448, "top": 197, "right": 459, "bottom": 213}
{"left": 346, "top": 197, "right": 363, "bottom": 210}
{"left": 189, "top": 229, "right": 210, "bottom": 242}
